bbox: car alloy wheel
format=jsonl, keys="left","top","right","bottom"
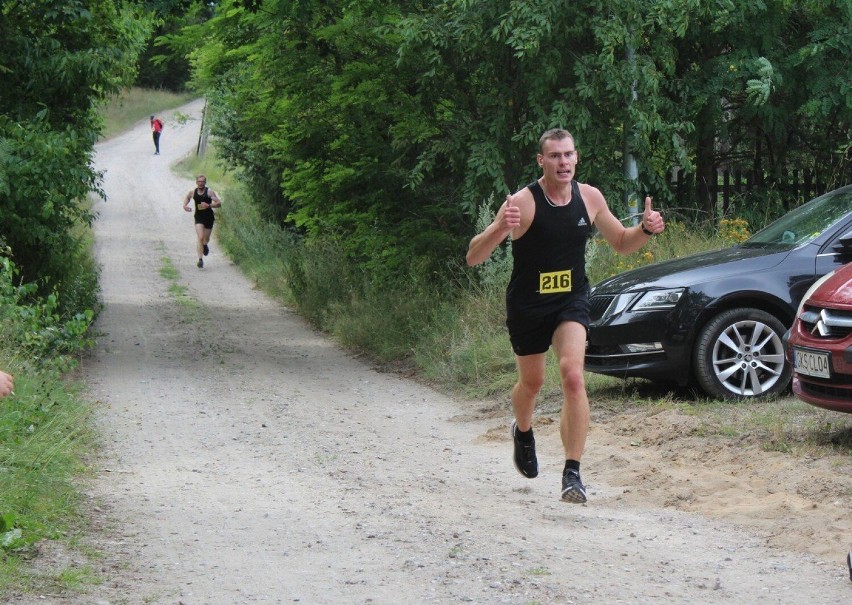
{"left": 694, "top": 308, "right": 791, "bottom": 399}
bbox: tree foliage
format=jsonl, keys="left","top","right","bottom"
{"left": 0, "top": 0, "right": 150, "bottom": 307}
{"left": 133, "top": 0, "right": 212, "bottom": 90}
{"left": 179, "top": 0, "right": 469, "bottom": 278}
{"left": 175, "top": 0, "right": 851, "bottom": 280}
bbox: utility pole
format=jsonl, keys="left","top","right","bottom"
{"left": 197, "top": 98, "right": 209, "bottom": 157}
{"left": 624, "top": 35, "right": 640, "bottom": 225}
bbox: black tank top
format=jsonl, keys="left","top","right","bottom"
{"left": 193, "top": 187, "right": 213, "bottom": 216}
{"left": 506, "top": 180, "right": 592, "bottom": 317}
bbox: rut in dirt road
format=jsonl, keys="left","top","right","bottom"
{"left": 28, "top": 100, "right": 849, "bottom": 605}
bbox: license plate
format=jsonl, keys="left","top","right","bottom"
{"left": 793, "top": 347, "right": 831, "bottom": 379}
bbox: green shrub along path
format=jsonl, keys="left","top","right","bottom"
{"left": 10, "top": 102, "right": 850, "bottom": 604}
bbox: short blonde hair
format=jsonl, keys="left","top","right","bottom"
{"left": 539, "top": 128, "right": 574, "bottom": 153}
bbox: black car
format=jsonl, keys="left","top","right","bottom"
{"left": 585, "top": 185, "right": 852, "bottom": 399}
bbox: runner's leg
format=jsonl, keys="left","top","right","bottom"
{"left": 552, "top": 321, "right": 589, "bottom": 461}
{"left": 194, "top": 223, "right": 206, "bottom": 259}
{"left": 512, "top": 352, "right": 546, "bottom": 431}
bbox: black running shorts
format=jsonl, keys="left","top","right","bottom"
{"left": 506, "top": 288, "right": 591, "bottom": 357}
{"left": 194, "top": 211, "right": 215, "bottom": 230}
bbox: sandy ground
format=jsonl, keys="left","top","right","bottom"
{"left": 8, "top": 100, "right": 852, "bottom": 604}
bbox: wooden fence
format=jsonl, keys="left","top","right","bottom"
{"left": 669, "top": 167, "right": 851, "bottom": 216}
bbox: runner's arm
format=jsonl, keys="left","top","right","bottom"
{"left": 585, "top": 186, "right": 657, "bottom": 255}
{"left": 0, "top": 370, "right": 13, "bottom": 398}
{"left": 466, "top": 194, "right": 523, "bottom": 266}
{"left": 208, "top": 189, "right": 222, "bottom": 208}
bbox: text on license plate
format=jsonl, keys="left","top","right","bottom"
{"left": 793, "top": 348, "right": 830, "bottom": 379}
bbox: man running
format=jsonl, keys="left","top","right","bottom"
{"left": 182, "top": 175, "right": 222, "bottom": 268}
{"left": 466, "top": 128, "right": 664, "bottom": 503}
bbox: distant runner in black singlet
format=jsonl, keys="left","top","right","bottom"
{"left": 182, "top": 175, "right": 222, "bottom": 268}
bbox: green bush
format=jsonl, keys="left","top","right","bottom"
{"left": 0, "top": 254, "right": 97, "bottom": 593}
{"left": 0, "top": 256, "right": 94, "bottom": 373}
{"left": 331, "top": 263, "right": 447, "bottom": 363}
{"left": 283, "top": 237, "right": 357, "bottom": 331}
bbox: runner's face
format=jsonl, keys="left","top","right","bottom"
{"left": 196, "top": 179, "right": 206, "bottom": 189}
{"left": 537, "top": 138, "right": 578, "bottom": 184}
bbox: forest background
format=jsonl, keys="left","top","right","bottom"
{"left": 1, "top": 0, "right": 851, "bottom": 593}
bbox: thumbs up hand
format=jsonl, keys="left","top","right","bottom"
{"left": 500, "top": 194, "right": 522, "bottom": 232}
{"left": 641, "top": 196, "right": 664, "bottom": 235}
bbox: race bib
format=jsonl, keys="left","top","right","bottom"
{"left": 539, "top": 269, "right": 572, "bottom": 294}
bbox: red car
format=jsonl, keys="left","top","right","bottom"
{"left": 785, "top": 262, "right": 852, "bottom": 412}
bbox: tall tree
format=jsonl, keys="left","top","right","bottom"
{"left": 394, "top": 0, "right": 692, "bottom": 217}
{"left": 0, "top": 0, "right": 150, "bottom": 302}
{"left": 134, "top": 0, "right": 210, "bottom": 90}
{"left": 183, "top": 0, "right": 469, "bottom": 277}
{"left": 631, "top": 0, "right": 852, "bottom": 219}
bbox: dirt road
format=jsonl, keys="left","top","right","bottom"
{"left": 16, "top": 100, "right": 852, "bottom": 604}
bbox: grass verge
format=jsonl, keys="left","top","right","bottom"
{"left": 158, "top": 244, "right": 202, "bottom": 317}
{"left": 0, "top": 352, "right": 97, "bottom": 597}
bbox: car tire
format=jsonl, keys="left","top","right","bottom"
{"left": 693, "top": 308, "right": 792, "bottom": 399}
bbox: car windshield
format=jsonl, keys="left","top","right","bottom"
{"left": 742, "top": 186, "right": 852, "bottom": 249}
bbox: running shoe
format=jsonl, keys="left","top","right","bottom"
{"left": 511, "top": 420, "right": 538, "bottom": 478}
{"left": 203, "top": 244, "right": 209, "bottom": 256}
{"left": 561, "top": 468, "right": 587, "bottom": 503}
{"left": 197, "top": 258, "right": 203, "bottom": 268}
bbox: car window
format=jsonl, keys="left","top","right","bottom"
{"left": 742, "top": 187, "right": 852, "bottom": 249}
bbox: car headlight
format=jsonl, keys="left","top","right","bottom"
{"left": 600, "top": 288, "right": 685, "bottom": 319}
{"left": 604, "top": 292, "right": 641, "bottom": 316}
{"left": 630, "top": 288, "right": 684, "bottom": 311}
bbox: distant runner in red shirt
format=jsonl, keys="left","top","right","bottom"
{"left": 150, "top": 115, "right": 164, "bottom": 155}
